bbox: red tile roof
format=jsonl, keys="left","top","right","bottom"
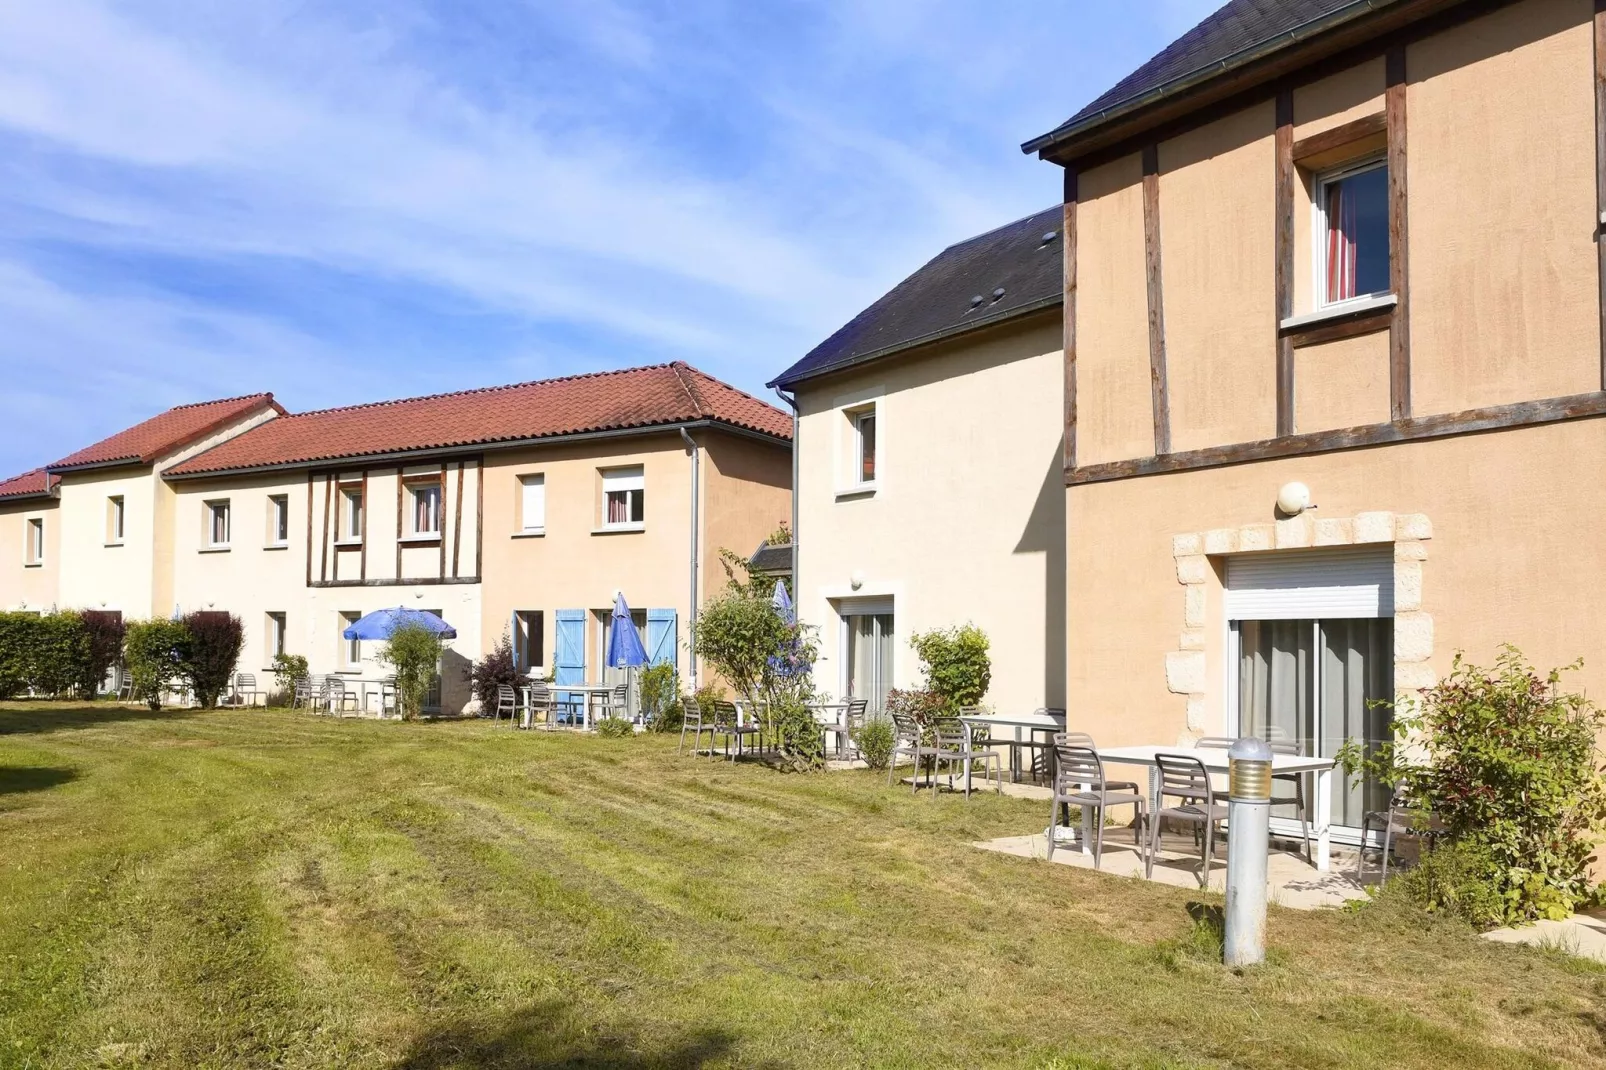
{"left": 167, "top": 363, "right": 790, "bottom": 477}
{"left": 49, "top": 394, "right": 283, "bottom": 471}
{"left": 0, "top": 468, "right": 59, "bottom": 501}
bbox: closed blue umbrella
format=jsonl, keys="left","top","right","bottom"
{"left": 771, "top": 580, "right": 794, "bottom": 625}
{"left": 342, "top": 607, "right": 457, "bottom": 641}
{"left": 606, "top": 593, "right": 649, "bottom": 668}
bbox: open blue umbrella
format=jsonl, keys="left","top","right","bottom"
{"left": 606, "top": 593, "right": 649, "bottom": 668}
{"left": 342, "top": 607, "right": 457, "bottom": 641}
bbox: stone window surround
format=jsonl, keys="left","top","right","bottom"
{"left": 1165, "top": 511, "right": 1434, "bottom": 743}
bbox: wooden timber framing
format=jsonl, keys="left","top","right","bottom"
{"left": 1274, "top": 90, "right": 1296, "bottom": 437}
{"left": 304, "top": 471, "right": 314, "bottom": 588}
{"left": 394, "top": 467, "right": 405, "bottom": 580}
{"left": 451, "top": 460, "right": 465, "bottom": 578}
{"left": 1285, "top": 310, "right": 1393, "bottom": 350}
{"left": 1066, "top": 392, "right": 1606, "bottom": 485}
{"left": 319, "top": 474, "right": 332, "bottom": 584}
{"left": 1141, "top": 144, "right": 1171, "bottom": 455}
{"left": 437, "top": 463, "right": 448, "bottom": 580}
{"left": 1291, "top": 112, "right": 1387, "bottom": 163}
{"left": 358, "top": 469, "right": 369, "bottom": 581}
{"left": 474, "top": 457, "right": 484, "bottom": 581}
{"left": 1386, "top": 45, "right": 1412, "bottom": 421}
{"left": 1063, "top": 168, "right": 1079, "bottom": 471}
{"left": 310, "top": 577, "right": 480, "bottom": 589}
{"left": 1596, "top": 0, "right": 1606, "bottom": 388}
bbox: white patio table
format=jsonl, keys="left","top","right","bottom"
{"left": 529, "top": 682, "right": 616, "bottom": 729}
{"left": 1093, "top": 744, "right": 1338, "bottom": 872}
{"left": 959, "top": 711, "right": 1067, "bottom": 785}
{"left": 810, "top": 702, "right": 852, "bottom": 759}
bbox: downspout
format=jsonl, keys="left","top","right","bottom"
{"left": 679, "top": 426, "right": 700, "bottom": 688}
{"left": 772, "top": 386, "right": 800, "bottom": 598}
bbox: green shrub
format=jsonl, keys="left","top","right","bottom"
{"left": 595, "top": 715, "right": 635, "bottom": 739}
{"left": 378, "top": 622, "right": 444, "bottom": 722}
{"left": 909, "top": 624, "right": 991, "bottom": 716}
{"left": 640, "top": 662, "right": 682, "bottom": 732}
{"left": 1342, "top": 646, "right": 1606, "bottom": 926}
{"left": 468, "top": 630, "right": 520, "bottom": 716}
{"left": 1391, "top": 840, "right": 1510, "bottom": 929}
{"left": 181, "top": 612, "right": 244, "bottom": 709}
{"left": 853, "top": 716, "right": 895, "bottom": 771}
{"left": 0, "top": 613, "right": 31, "bottom": 698}
{"left": 124, "top": 619, "right": 192, "bottom": 711}
{"left": 271, "top": 653, "right": 309, "bottom": 705}
{"left": 692, "top": 683, "right": 726, "bottom": 714}
{"left": 768, "top": 691, "right": 824, "bottom": 772}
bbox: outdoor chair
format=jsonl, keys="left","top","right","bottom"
{"left": 887, "top": 710, "right": 930, "bottom": 790}
{"left": 525, "top": 684, "right": 555, "bottom": 729}
{"left": 291, "top": 676, "right": 314, "bottom": 709}
{"left": 1146, "top": 753, "right": 1227, "bottom": 888}
{"left": 712, "top": 700, "right": 761, "bottom": 760}
{"left": 678, "top": 694, "right": 717, "bottom": 756}
{"left": 322, "top": 677, "right": 358, "bottom": 716}
{"left": 494, "top": 684, "right": 518, "bottom": 724}
{"left": 1022, "top": 708, "right": 1066, "bottom": 782}
{"left": 115, "top": 673, "right": 134, "bottom": 702}
{"left": 818, "top": 698, "right": 866, "bottom": 761}
{"left": 1053, "top": 732, "right": 1142, "bottom": 796}
{"left": 931, "top": 714, "right": 1002, "bottom": 798}
{"left": 1357, "top": 787, "right": 1442, "bottom": 884}
{"left": 1047, "top": 742, "right": 1147, "bottom": 868}
{"left": 1196, "top": 737, "right": 1313, "bottom": 863}
{"left": 231, "top": 673, "right": 264, "bottom": 708}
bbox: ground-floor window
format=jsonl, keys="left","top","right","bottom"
{"left": 1233, "top": 617, "right": 1392, "bottom": 831}
{"left": 842, "top": 608, "right": 894, "bottom": 715}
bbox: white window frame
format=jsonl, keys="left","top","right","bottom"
{"left": 518, "top": 474, "right": 546, "bottom": 535}
{"left": 107, "top": 495, "right": 125, "bottom": 545}
{"left": 338, "top": 485, "right": 363, "bottom": 544}
{"left": 339, "top": 611, "right": 361, "bottom": 669}
{"left": 833, "top": 390, "right": 882, "bottom": 499}
{"left": 24, "top": 517, "right": 44, "bottom": 566}
{"left": 1312, "top": 154, "right": 1390, "bottom": 313}
{"left": 266, "top": 611, "right": 287, "bottom": 659}
{"left": 600, "top": 466, "right": 645, "bottom": 531}
{"left": 407, "top": 481, "right": 443, "bottom": 539}
{"left": 854, "top": 409, "right": 877, "bottom": 487}
{"left": 267, "top": 495, "right": 289, "bottom": 547}
{"left": 205, "top": 500, "right": 231, "bottom": 549}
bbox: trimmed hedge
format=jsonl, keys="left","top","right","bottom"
{"left": 0, "top": 611, "right": 95, "bottom": 699}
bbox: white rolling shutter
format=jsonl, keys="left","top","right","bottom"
{"left": 837, "top": 597, "right": 893, "bottom": 617}
{"left": 1225, "top": 547, "right": 1393, "bottom": 620}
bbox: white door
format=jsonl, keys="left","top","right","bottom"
{"left": 838, "top": 599, "right": 894, "bottom": 715}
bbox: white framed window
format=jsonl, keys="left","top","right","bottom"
{"left": 266, "top": 612, "right": 287, "bottom": 659}
{"left": 205, "top": 500, "right": 231, "bottom": 548}
{"left": 1314, "top": 157, "right": 1389, "bottom": 309}
{"left": 519, "top": 474, "right": 546, "bottom": 534}
{"left": 107, "top": 496, "right": 124, "bottom": 544}
{"left": 601, "top": 466, "right": 645, "bottom": 529}
{"left": 339, "top": 610, "right": 361, "bottom": 668}
{"left": 854, "top": 410, "right": 877, "bottom": 486}
{"left": 339, "top": 485, "right": 363, "bottom": 543}
{"left": 409, "top": 482, "right": 442, "bottom": 537}
{"left": 267, "top": 495, "right": 289, "bottom": 546}
{"left": 515, "top": 610, "right": 545, "bottom": 669}
{"left": 24, "top": 518, "right": 44, "bottom": 565}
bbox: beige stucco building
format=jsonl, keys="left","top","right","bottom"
{"left": 772, "top": 211, "right": 1068, "bottom": 716}
{"left": 1020, "top": 0, "right": 1606, "bottom": 838}
{"left": 0, "top": 364, "right": 791, "bottom": 712}
{"left": 0, "top": 470, "right": 60, "bottom": 613}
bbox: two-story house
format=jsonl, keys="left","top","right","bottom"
{"left": 771, "top": 209, "right": 1067, "bottom": 716}
{"left": 1024, "top": 0, "right": 1606, "bottom": 840}
{"left": 0, "top": 469, "right": 60, "bottom": 613}
{"left": 1, "top": 363, "right": 792, "bottom": 712}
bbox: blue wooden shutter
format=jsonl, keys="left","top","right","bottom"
{"left": 554, "top": 610, "right": 586, "bottom": 722}
{"left": 646, "top": 609, "right": 677, "bottom": 670}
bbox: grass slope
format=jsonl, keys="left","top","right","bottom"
{"left": 1, "top": 702, "right": 1603, "bottom": 1069}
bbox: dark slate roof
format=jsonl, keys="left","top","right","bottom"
{"left": 748, "top": 542, "right": 793, "bottom": 576}
{"left": 769, "top": 206, "right": 1063, "bottom": 389}
{"left": 1023, "top": 0, "right": 1383, "bottom": 156}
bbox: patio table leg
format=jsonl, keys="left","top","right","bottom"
{"left": 1313, "top": 767, "right": 1333, "bottom": 872}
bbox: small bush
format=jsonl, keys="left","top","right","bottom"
{"left": 909, "top": 624, "right": 991, "bottom": 716}
{"left": 853, "top": 716, "right": 895, "bottom": 771}
{"left": 181, "top": 612, "right": 244, "bottom": 709}
{"left": 640, "top": 663, "right": 682, "bottom": 732}
{"left": 80, "top": 610, "right": 126, "bottom": 699}
{"left": 271, "top": 653, "right": 309, "bottom": 705}
{"left": 379, "top": 622, "right": 444, "bottom": 722}
{"left": 1392, "top": 840, "right": 1510, "bottom": 929}
{"left": 768, "top": 691, "right": 824, "bottom": 772}
{"left": 469, "top": 630, "right": 521, "bottom": 715}
{"left": 595, "top": 715, "right": 635, "bottom": 739}
{"left": 124, "top": 619, "right": 192, "bottom": 711}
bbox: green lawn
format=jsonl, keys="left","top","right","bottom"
{"left": 1, "top": 704, "right": 1603, "bottom": 1069}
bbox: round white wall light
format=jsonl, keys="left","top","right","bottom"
{"left": 849, "top": 571, "right": 864, "bottom": 591}
{"left": 1276, "top": 481, "right": 1312, "bottom": 516}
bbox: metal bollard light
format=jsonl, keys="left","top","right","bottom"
{"left": 1224, "top": 736, "right": 1272, "bottom": 968}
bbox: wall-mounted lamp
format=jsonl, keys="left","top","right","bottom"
{"left": 1276, "top": 481, "right": 1313, "bottom": 517}
{"left": 849, "top": 571, "right": 864, "bottom": 591}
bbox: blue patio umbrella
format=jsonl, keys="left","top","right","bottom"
{"left": 606, "top": 593, "right": 649, "bottom": 668}
{"left": 342, "top": 607, "right": 457, "bottom": 641}
{"left": 767, "top": 580, "right": 810, "bottom": 677}
{"left": 771, "top": 580, "right": 794, "bottom": 625}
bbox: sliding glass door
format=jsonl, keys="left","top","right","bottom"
{"left": 844, "top": 612, "right": 894, "bottom": 715}
{"left": 1234, "top": 618, "right": 1392, "bottom": 831}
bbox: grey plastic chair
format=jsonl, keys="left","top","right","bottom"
{"left": 1047, "top": 742, "right": 1147, "bottom": 868}
{"left": 232, "top": 673, "right": 264, "bottom": 707}
{"left": 932, "top": 714, "right": 1002, "bottom": 797}
{"left": 1147, "top": 753, "right": 1227, "bottom": 888}
{"left": 713, "top": 700, "right": 761, "bottom": 760}
{"left": 525, "top": 684, "right": 554, "bottom": 729}
{"left": 493, "top": 684, "right": 517, "bottom": 724}
{"left": 677, "top": 695, "right": 716, "bottom": 756}
{"left": 1198, "top": 737, "right": 1312, "bottom": 863}
{"left": 887, "top": 710, "right": 930, "bottom": 789}
{"left": 1358, "top": 786, "right": 1441, "bottom": 883}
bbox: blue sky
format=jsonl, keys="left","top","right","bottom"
{"left": 0, "top": 0, "right": 1220, "bottom": 476}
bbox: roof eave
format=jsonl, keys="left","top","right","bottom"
{"left": 162, "top": 418, "right": 790, "bottom": 482}
{"left": 769, "top": 295, "right": 1063, "bottom": 391}
{"left": 1021, "top": 0, "right": 1445, "bottom": 165}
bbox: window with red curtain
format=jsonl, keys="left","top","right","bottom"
{"left": 1320, "top": 162, "right": 1389, "bottom": 305}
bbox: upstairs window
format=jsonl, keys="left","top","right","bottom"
{"left": 601, "top": 466, "right": 645, "bottom": 529}
{"left": 519, "top": 474, "right": 546, "bottom": 534}
{"left": 206, "top": 500, "right": 231, "bottom": 548}
{"left": 268, "top": 495, "right": 289, "bottom": 546}
{"left": 339, "top": 484, "right": 363, "bottom": 543}
{"left": 855, "top": 411, "right": 877, "bottom": 485}
{"left": 1317, "top": 159, "right": 1389, "bottom": 307}
{"left": 25, "top": 518, "right": 44, "bottom": 565}
{"left": 409, "top": 482, "right": 442, "bottom": 537}
{"left": 107, "top": 496, "right": 124, "bottom": 544}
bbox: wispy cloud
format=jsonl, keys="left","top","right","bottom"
{"left": 0, "top": 0, "right": 1179, "bottom": 473}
